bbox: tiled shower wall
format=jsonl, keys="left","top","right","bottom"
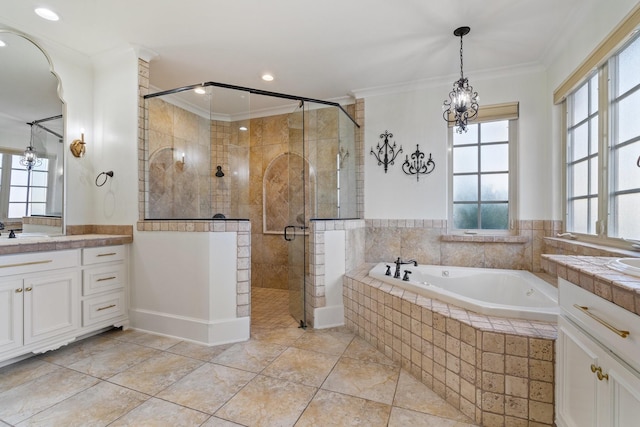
{"left": 366, "top": 219, "right": 563, "bottom": 272}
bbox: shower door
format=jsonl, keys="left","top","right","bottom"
{"left": 284, "top": 101, "right": 307, "bottom": 327}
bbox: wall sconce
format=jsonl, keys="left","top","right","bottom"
{"left": 70, "top": 130, "right": 86, "bottom": 158}
{"left": 370, "top": 130, "right": 402, "bottom": 173}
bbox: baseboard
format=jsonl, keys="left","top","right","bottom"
{"left": 313, "top": 304, "right": 345, "bottom": 329}
{"left": 129, "top": 308, "right": 249, "bottom": 346}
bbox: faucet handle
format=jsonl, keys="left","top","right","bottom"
{"left": 385, "top": 265, "right": 392, "bottom": 276}
{"left": 402, "top": 270, "right": 412, "bottom": 281}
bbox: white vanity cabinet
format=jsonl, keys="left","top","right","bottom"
{"left": 0, "top": 250, "right": 80, "bottom": 358}
{"left": 556, "top": 278, "right": 640, "bottom": 427}
{"left": 81, "top": 245, "right": 128, "bottom": 328}
{"left": 0, "top": 243, "right": 129, "bottom": 366}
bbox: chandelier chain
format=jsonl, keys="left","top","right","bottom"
{"left": 459, "top": 34, "right": 464, "bottom": 79}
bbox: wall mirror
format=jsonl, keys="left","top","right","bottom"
{"left": 0, "top": 30, "right": 64, "bottom": 235}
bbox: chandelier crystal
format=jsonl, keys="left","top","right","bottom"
{"left": 443, "top": 26, "right": 479, "bottom": 133}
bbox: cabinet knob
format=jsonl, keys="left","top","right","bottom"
{"left": 15, "top": 288, "right": 22, "bottom": 293}
{"left": 590, "top": 364, "right": 609, "bottom": 381}
{"left": 25, "top": 287, "right": 32, "bottom": 292}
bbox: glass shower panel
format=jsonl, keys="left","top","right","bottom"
{"left": 144, "top": 85, "right": 250, "bottom": 219}
{"left": 337, "top": 105, "right": 357, "bottom": 219}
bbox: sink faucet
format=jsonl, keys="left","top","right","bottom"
{"left": 394, "top": 257, "right": 417, "bottom": 279}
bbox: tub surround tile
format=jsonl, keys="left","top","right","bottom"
{"left": 344, "top": 265, "right": 556, "bottom": 426}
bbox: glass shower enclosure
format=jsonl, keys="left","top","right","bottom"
{"left": 144, "top": 82, "right": 358, "bottom": 327}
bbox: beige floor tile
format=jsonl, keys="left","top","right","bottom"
{"left": 292, "top": 329, "right": 354, "bottom": 355}
{"left": 295, "top": 389, "right": 391, "bottom": 426}
{"left": 39, "top": 334, "right": 117, "bottom": 367}
{"left": 215, "top": 374, "right": 316, "bottom": 427}
{"left": 212, "top": 340, "right": 286, "bottom": 372}
{"left": 115, "top": 330, "right": 182, "bottom": 350}
{"left": 165, "top": 340, "right": 234, "bottom": 361}
{"left": 157, "top": 363, "right": 255, "bottom": 414}
{"left": 109, "top": 397, "right": 210, "bottom": 426}
{"left": 388, "top": 407, "right": 479, "bottom": 427}
{"left": 251, "top": 326, "right": 306, "bottom": 346}
{"left": 262, "top": 347, "right": 339, "bottom": 387}
{"left": 342, "top": 336, "right": 397, "bottom": 366}
{"left": 66, "top": 340, "right": 159, "bottom": 379}
{"left": 394, "top": 370, "right": 475, "bottom": 422}
{"left": 0, "top": 368, "right": 99, "bottom": 425}
{"left": 108, "top": 352, "right": 204, "bottom": 395}
{"left": 200, "top": 416, "right": 244, "bottom": 426}
{"left": 0, "top": 358, "right": 59, "bottom": 393}
{"left": 17, "top": 381, "right": 148, "bottom": 426}
{"left": 322, "top": 357, "right": 400, "bottom": 405}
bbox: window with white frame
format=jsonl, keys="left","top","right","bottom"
{"left": 450, "top": 118, "right": 517, "bottom": 231}
{"left": 0, "top": 150, "right": 50, "bottom": 220}
{"left": 564, "top": 32, "right": 640, "bottom": 242}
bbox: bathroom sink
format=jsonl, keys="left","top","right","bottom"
{"left": 607, "top": 258, "right": 640, "bottom": 278}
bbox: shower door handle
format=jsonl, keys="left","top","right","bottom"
{"left": 284, "top": 225, "right": 295, "bottom": 241}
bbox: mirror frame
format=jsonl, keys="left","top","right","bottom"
{"left": 0, "top": 29, "right": 66, "bottom": 235}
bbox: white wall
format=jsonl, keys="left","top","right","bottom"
{"left": 363, "top": 66, "right": 550, "bottom": 220}
{"left": 91, "top": 48, "right": 140, "bottom": 225}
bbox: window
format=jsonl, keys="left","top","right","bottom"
{"left": 564, "top": 32, "right": 640, "bottom": 242}
{"left": 0, "top": 150, "right": 50, "bottom": 220}
{"left": 450, "top": 118, "right": 517, "bottom": 231}
{"left": 566, "top": 74, "right": 599, "bottom": 234}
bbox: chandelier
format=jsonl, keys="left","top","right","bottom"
{"left": 442, "top": 26, "right": 479, "bottom": 133}
{"left": 20, "top": 125, "right": 42, "bottom": 171}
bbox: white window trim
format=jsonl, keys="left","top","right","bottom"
{"left": 447, "top": 115, "right": 519, "bottom": 236}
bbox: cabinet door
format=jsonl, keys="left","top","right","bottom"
{"left": 0, "top": 278, "right": 23, "bottom": 354}
{"left": 23, "top": 271, "right": 79, "bottom": 345}
{"left": 599, "top": 353, "right": 640, "bottom": 427}
{"left": 556, "top": 317, "right": 600, "bottom": 427}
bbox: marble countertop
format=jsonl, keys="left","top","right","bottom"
{"left": 541, "top": 254, "right": 640, "bottom": 318}
{"left": 0, "top": 233, "right": 133, "bottom": 255}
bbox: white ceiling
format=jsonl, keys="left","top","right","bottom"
{"left": 0, "top": 0, "right": 592, "bottom": 105}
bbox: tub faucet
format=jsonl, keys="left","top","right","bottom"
{"left": 394, "top": 257, "right": 417, "bottom": 279}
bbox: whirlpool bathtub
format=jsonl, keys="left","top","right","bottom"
{"left": 369, "top": 263, "right": 558, "bottom": 322}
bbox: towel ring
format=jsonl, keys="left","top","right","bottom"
{"left": 95, "top": 171, "right": 114, "bottom": 187}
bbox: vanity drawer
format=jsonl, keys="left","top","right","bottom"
{"left": 0, "top": 249, "right": 78, "bottom": 276}
{"left": 82, "top": 245, "right": 126, "bottom": 265}
{"left": 559, "top": 278, "right": 640, "bottom": 373}
{"left": 83, "top": 264, "right": 126, "bottom": 296}
{"left": 82, "top": 291, "right": 125, "bottom": 327}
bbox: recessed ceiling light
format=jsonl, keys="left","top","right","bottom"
{"left": 239, "top": 126, "right": 248, "bottom": 131}
{"left": 0, "top": 40, "right": 5, "bottom": 47}
{"left": 35, "top": 8, "right": 60, "bottom": 21}
{"left": 194, "top": 87, "right": 206, "bottom": 94}
{"left": 261, "top": 74, "right": 274, "bottom": 82}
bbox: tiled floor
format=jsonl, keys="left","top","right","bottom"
{"left": 0, "top": 288, "right": 478, "bottom": 426}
